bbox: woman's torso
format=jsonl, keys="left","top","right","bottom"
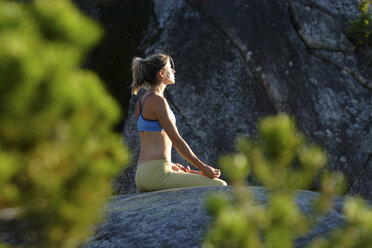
{"left": 135, "top": 93, "right": 174, "bottom": 165}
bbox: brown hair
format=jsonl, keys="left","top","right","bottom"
{"left": 130, "top": 53, "right": 174, "bottom": 95}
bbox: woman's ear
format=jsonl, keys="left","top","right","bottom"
{"left": 158, "top": 69, "right": 165, "bottom": 78}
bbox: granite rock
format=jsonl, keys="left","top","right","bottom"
{"left": 82, "top": 186, "right": 348, "bottom": 248}
{"left": 113, "top": 0, "right": 372, "bottom": 199}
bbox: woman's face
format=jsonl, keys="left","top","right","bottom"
{"left": 162, "top": 60, "right": 176, "bottom": 85}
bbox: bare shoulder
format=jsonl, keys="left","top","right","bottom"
{"left": 148, "top": 93, "right": 166, "bottom": 101}
{"left": 147, "top": 94, "right": 168, "bottom": 108}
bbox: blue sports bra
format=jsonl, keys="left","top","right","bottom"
{"left": 137, "top": 93, "right": 176, "bottom": 132}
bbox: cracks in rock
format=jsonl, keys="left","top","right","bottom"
{"left": 312, "top": 51, "right": 372, "bottom": 91}
{"left": 347, "top": 151, "right": 372, "bottom": 193}
{"left": 287, "top": 1, "right": 372, "bottom": 92}
{"left": 289, "top": 1, "right": 354, "bottom": 52}
{"left": 289, "top": 0, "right": 347, "bottom": 22}
{"left": 287, "top": 1, "right": 314, "bottom": 54}
{"left": 183, "top": 0, "right": 280, "bottom": 113}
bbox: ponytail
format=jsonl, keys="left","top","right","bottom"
{"left": 130, "top": 57, "right": 144, "bottom": 95}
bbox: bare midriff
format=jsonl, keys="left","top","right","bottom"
{"left": 137, "top": 130, "right": 173, "bottom": 165}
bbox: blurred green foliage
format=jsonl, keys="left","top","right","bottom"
{"left": 309, "top": 197, "right": 372, "bottom": 248}
{"left": 0, "top": 0, "right": 129, "bottom": 247}
{"left": 203, "top": 114, "right": 372, "bottom": 248}
{"left": 345, "top": 0, "right": 372, "bottom": 47}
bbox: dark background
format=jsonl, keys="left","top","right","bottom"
{"left": 74, "top": 0, "right": 155, "bottom": 131}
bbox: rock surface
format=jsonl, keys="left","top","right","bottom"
{"left": 113, "top": 0, "right": 372, "bottom": 198}
{"left": 82, "top": 186, "right": 347, "bottom": 248}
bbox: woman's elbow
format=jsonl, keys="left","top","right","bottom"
{"left": 170, "top": 136, "right": 185, "bottom": 148}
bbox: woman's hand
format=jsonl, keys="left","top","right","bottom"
{"left": 171, "top": 163, "right": 190, "bottom": 172}
{"left": 200, "top": 164, "right": 221, "bottom": 179}
{"left": 172, "top": 163, "right": 221, "bottom": 179}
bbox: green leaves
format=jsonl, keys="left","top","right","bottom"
{"left": 204, "top": 113, "right": 372, "bottom": 248}
{"left": 226, "top": 114, "right": 326, "bottom": 191}
{"left": 0, "top": 0, "right": 129, "bottom": 247}
{"left": 345, "top": 0, "right": 372, "bottom": 47}
{"left": 32, "top": 0, "right": 102, "bottom": 50}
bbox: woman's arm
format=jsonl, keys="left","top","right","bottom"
{"left": 172, "top": 163, "right": 205, "bottom": 175}
{"left": 152, "top": 96, "right": 220, "bottom": 178}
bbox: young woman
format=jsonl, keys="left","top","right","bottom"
{"left": 131, "top": 53, "right": 227, "bottom": 192}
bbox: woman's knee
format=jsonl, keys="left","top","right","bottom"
{"left": 213, "top": 178, "right": 227, "bottom": 186}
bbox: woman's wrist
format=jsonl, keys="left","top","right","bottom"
{"left": 194, "top": 161, "right": 206, "bottom": 171}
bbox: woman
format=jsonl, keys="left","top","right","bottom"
{"left": 131, "top": 53, "right": 227, "bottom": 192}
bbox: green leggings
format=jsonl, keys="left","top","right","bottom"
{"left": 135, "top": 159, "right": 227, "bottom": 192}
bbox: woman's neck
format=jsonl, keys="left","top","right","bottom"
{"left": 149, "top": 84, "right": 166, "bottom": 96}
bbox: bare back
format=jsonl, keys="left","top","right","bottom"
{"left": 135, "top": 94, "right": 173, "bottom": 165}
